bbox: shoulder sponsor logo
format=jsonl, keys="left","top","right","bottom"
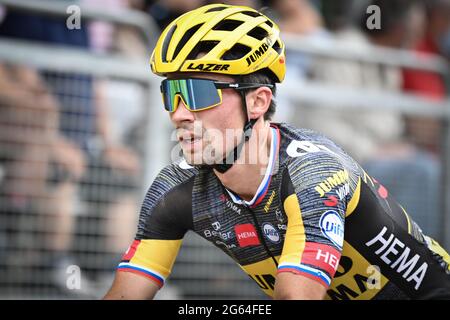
{"left": 365, "top": 226, "right": 428, "bottom": 290}
{"left": 336, "top": 183, "right": 350, "bottom": 200}
{"left": 286, "top": 140, "right": 337, "bottom": 158}
{"left": 319, "top": 210, "right": 344, "bottom": 249}
{"left": 262, "top": 223, "right": 280, "bottom": 243}
{"left": 179, "top": 159, "right": 194, "bottom": 170}
{"left": 315, "top": 170, "right": 349, "bottom": 197}
{"left": 235, "top": 224, "right": 260, "bottom": 247}
{"left": 186, "top": 63, "right": 230, "bottom": 72}
{"left": 324, "top": 195, "right": 339, "bottom": 207}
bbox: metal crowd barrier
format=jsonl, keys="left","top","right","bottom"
{"left": 0, "top": 0, "right": 449, "bottom": 300}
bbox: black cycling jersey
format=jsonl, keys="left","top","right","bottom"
{"left": 118, "top": 123, "right": 450, "bottom": 299}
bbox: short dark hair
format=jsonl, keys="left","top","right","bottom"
{"left": 235, "top": 71, "right": 277, "bottom": 121}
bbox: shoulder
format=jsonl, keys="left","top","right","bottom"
{"left": 137, "top": 159, "right": 199, "bottom": 239}
{"left": 141, "top": 159, "right": 199, "bottom": 213}
{"left": 276, "top": 123, "right": 361, "bottom": 192}
{"left": 153, "top": 159, "right": 199, "bottom": 192}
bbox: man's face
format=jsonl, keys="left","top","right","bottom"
{"left": 167, "top": 73, "right": 246, "bottom": 166}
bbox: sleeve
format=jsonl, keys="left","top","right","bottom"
{"left": 117, "top": 165, "right": 195, "bottom": 288}
{"left": 277, "top": 151, "right": 359, "bottom": 288}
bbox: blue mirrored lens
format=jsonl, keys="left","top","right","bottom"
{"left": 161, "top": 79, "right": 221, "bottom": 112}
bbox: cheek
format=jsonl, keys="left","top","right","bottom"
{"left": 200, "top": 93, "right": 243, "bottom": 127}
{"left": 217, "top": 91, "right": 245, "bottom": 128}
{"left": 198, "top": 93, "right": 244, "bottom": 145}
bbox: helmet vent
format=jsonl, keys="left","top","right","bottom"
{"left": 247, "top": 26, "right": 269, "bottom": 40}
{"left": 162, "top": 24, "right": 177, "bottom": 62}
{"left": 187, "top": 40, "right": 220, "bottom": 60}
{"left": 265, "top": 20, "right": 273, "bottom": 28}
{"left": 273, "top": 40, "right": 282, "bottom": 53}
{"left": 240, "top": 11, "right": 262, "bottom": 18}
{"left": 205, "top": 6, "right": 228, "bottom": 13}
{"left": 221, "top": 43, "right": 252, "bottom": 60}
{"left": 173, "top": 23, "right": 204, "bottom": 60}
{"left": 212, "top": 19, "right": 244, "bottom": 31}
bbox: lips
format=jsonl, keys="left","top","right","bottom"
{"left": 178, "top": 133, "right": 202, "bottom": 143}
{"left": 177, "top": 128, "right": 202, "bottom": 141}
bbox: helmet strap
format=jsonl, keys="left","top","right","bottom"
{"left": 212, "top": 90, "right": 257, "bottom": 174}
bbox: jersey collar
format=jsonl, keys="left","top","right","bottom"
{"left": 225, "top": 125, "right": 280, "bottom": 208}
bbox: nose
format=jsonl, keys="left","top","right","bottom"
{"left": 170, "top": 95, "right": 195, "bottom": 124}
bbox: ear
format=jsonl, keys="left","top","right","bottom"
{"left": 246, "top": 87, "right": 273, "bottom": 120}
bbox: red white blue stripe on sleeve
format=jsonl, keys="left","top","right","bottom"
{"left": 117, "top": 262, "right": 165, "bottom": 288}
{"left": 277, "top": 263, "right": 332, "bottom": 288}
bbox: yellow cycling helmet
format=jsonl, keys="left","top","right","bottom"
{"left": 150, "top": 4, "right": 286, "bottom": 83}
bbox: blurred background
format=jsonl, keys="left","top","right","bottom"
{"left": 0, "top": 0, "right": 449, "bottom": 300}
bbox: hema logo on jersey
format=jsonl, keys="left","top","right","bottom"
{"left": 235, "top": 224, "right": 260, "bottom": 247}
{"left": 262, "top": 223, "right": 280, "bottom": 244}
{"left": 320, "top": 210, "right": 344, "bottom": 249}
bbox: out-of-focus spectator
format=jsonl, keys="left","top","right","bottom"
{"left": 216, "top": 0, "right": 261, "bottom": 8}
{"left": 402, "top": 0, "right": 450, "bottom": 155}
{"left": 147, "top": 0, "right": 206, "bottom": 31}
{"left": 269, "top": 0, "right": 328, "bottom": 79}
{"left": 272, "top": 0, "right": 405, "bottom": 161}
{"left": 270, "top": 0, "right": 441, "bottom": 238}
{"left": 272, "top": 0, "right": 324, "bottom": 35}
{"left": 0, "top": 7, "right": 143, "bottom": 294}
{"left": 297, "top": 0, "right": 426, "bottom": 162}
{"left": 267, "top": 0, "right": 331, "bottom": 128}
{"left": 0, "top": 64, "right": 85, "bottom": 293}
{"left": 82, "top": 1, "right": 146, "bottom": 262}
{"left": 360, "top": 0, "right": 442, "bottom": 239}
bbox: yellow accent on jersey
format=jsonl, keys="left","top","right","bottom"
{"left": 239, "top": 256, "right": 280, "bottom": 297}
{"left": 346, "top": 178, "right": 361, "bottom": 217}
{"left": 279, "top": 194, "right": 306, "bottom": 266}
{"left": 130, "top": 239, "right": 183, "bottom": 278}
{"left": 326, "top": 241, "right": 389, "bottom": 300}
{"left": 426, "top": 237, "right": 450, "bottom": 272}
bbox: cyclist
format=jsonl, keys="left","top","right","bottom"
{"left": 104, "top": 4, "right": 450, "bottom": 300}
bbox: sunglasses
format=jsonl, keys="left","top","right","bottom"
{"left": 160, "top": 78, "right": 274, "bottom": 112}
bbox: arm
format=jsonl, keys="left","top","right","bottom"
{"left": 102, "top": 165, "right": 195, "bottom": 300}
{"left": 104, "top": 270, "right": 159, "bottom": 300}
{"left": 276, "top": 150, "right": 358, "bottom": 300}
{"left": 274, "top": 272, "right": 327, "bottom": 300}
